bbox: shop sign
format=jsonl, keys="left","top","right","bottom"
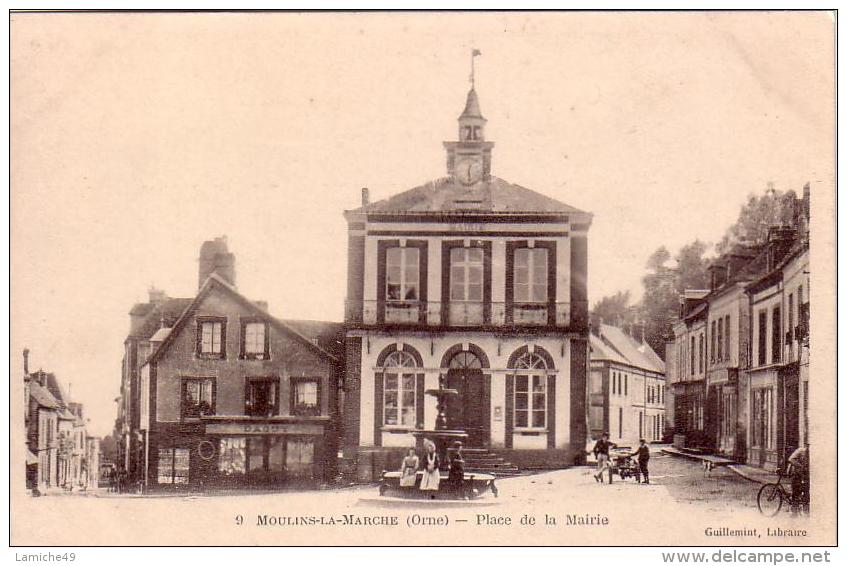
{"left": 205, "top": 422, "right": 323, "bottom": 435}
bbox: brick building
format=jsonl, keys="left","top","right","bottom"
{"left": 120, "top": 238, "right": 343, "bottom": 491}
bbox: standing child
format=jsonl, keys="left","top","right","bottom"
{"left": 631, "top": 438, "right": 650, "bottom": 485}
{"left": 592, "top": 432, "right": 617, "bottom": 484}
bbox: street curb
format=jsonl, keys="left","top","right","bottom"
{"left": 726, "top": 465, "right": 770, "bottom": 485}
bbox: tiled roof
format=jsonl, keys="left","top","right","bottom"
{"left": 281, "top": 319, "right": 345, "bottom": 359}
{"left": 38, "top": 372, "right": 69, "bottom": 406}
{"left": 595, "top": 324, "right": 666, "bottom": 374}
{"left": 351, "top": 176, "right": 585, "bottom": 215}
{"left": 590, "top": 334, "right": 629, "bottom": 366}
{"left": 29, "top": 381, "right": 61, "bottom": 409}
{"left": 130, "top": 298, "right": 193, "bottom": 340}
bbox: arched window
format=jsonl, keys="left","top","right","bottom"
{"left": 448, "top": 351, "right": 483, "bottom": 369}
{"left": 382, "top": 351, "right": 417, "bottom": 427}
{"left": 511, "top": 352, "right": 548, "bottom": 428}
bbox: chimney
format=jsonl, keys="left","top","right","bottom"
{"left": 148, "top": 286, "right": 167, "bottom": 305}
{"left": 23, "top": 348, "right": 29, "bottom": 376}
{"left": 198, "top": 236, "right": 236, "bottom": 290}
{"left": 254, "top": 300, "right": 269, "bottom": 312}
{"left": 708, "top": 263, "right": 728, "bottom": 290}
{"left": 766, "top": 225, "right": 796, "bottom": 271}
{"left": 361, "top": 187, "right": 369, "bottom": 207}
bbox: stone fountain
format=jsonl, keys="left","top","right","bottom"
{"left": 373, "top": 382, "right": 498, "bottom": 501}
{"left": 411, "top": 386, "right": 468, "bottom": 470}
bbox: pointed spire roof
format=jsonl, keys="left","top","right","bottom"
{"left": 460, "top": 88, "right": 484, "bottom": 119}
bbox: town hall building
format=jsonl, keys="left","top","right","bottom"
{"left": 341, "top": 84, "right": 593, "bottom": 481}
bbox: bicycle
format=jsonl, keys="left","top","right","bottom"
{"left": 756, "top": 468, "right": 808, "bottom": 517}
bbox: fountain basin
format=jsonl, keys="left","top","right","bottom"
{"left": 379, "top": 470, "right": 497, "bottom": 499}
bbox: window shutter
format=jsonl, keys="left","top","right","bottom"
{"left": 505, "top": 374, "right": 514, "bottom": 449}
{"left": 374, "top": 373, "right": 383, "bottom": 447}
{"left": 416, "top": 373, "right": 424, "bottom": 429}
{"left": 317, "top": 378, "right": 324, "bottom": 416}
{"left": 547, "top": 374, "right": 556, "bottom": 449}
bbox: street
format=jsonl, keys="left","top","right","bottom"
{"left": 13, "top": 453, "right": 822, "bottom": 546}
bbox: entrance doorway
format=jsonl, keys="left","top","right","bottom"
{"left": 444, "top": 351, "right": 488, "bottom": 447}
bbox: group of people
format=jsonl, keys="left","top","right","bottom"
{"left": 398, "top": 439, "right": 466, "bottom": 496}
{"left": 592, "top": 432, "right": 651, "bottom": 485}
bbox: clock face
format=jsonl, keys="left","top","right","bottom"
{"left": 455, "top": 155, "right": 483, "bottom": 185}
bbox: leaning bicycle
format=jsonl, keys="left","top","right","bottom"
{"left": 757, "top": 468, "right": 808, "bottom": 516}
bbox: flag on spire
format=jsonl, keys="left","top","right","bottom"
{"left": 470, "top": 49, "right": 482, "bottom": 87}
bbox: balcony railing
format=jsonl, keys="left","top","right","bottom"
{"left": 346, "top": 300, "right": 579, "bottom": 329}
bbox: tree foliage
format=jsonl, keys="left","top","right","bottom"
{"left": 716, "top": 188, "right": 799, "bottom": 255}
{"left": 592, "top": 185, "right": 801, "bottom": 361}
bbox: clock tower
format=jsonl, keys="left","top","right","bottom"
{"left": 444, "top": 87, "right": 495, "bottom": 185}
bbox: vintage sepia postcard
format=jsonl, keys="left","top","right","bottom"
{"left": 9, "top": 9, "right": 837, "bottom": 549}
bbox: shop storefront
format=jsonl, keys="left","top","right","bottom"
{"left": 149, "top": 419, "right": 330, "bottom": 491}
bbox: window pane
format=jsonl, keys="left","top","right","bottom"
{"left": 296, "top": 381, "right": 318, "bottom": 406}
{"left": 468, "top": 248, "right": 483, "bottom": 263}
{"left": 385, "top": 374, "right": 398, "bottom": 391}
{"left": 212, "top": 322, "right": 222, "bottom": 352}
{"left": 515, "top": 375, "right": 528, "bottom": 392}
{"left": 514, "top": 283, "right": 529, "bottom": 303}
{"left": 451, "top": 283, "right": 465, "bottom": 301}
{"left": 404, "top": 283, "right": 418, "bottom": 301}
{"left": 219, "top": 437, "right": 246, "bottom": 475}
{"left": 384, "top": 389, "right": 398, "bottom": 407}
{"left": 533, "top": 250, "right": 547, "bottom": 276}
{"left": 515, "top": 392, "right": 528, "bottom": 411}
{"left": 186, "top": 381, "right": 200, "bottom": 403}
{"left": 157, "top": 448, "right": 174, "bottom": 484}
{"left": 174, "top": 449, "right": 190, "bottom": 480}
{"left": 451, "top": 248, "right": 465, "bottom": 262}
{"left": 515, "top": 249, "right": 529, "bottom": 267}
{"left": 387, "top": 248, "right": 402, "bottom": 269}
{"left": 402, "top": 390, "right": 416, "bottom": 410}
{"left": 401, "top": 406, "right": 416, "bottom": 426}
{"left": 532, "top": 375, "right": 545, "bottom": 392}
{"left": 532, "top": 392, "right": 546, "bottom": 410}
{"left": 468, "top": 266, "right": 482, "bottom": 284}
{"left": 268, "top": 437, "right": 284, "bottom": 472}
{"left": 247, "top": 438, "right": 264, "bottom": 472}
{"left": 515, "top": 410, "right": 528, "bottom": 428}
{"left": 384, "top": 407, "right": 398, "bottom": 425}
{"left": 532, "top": 410, "right": 545, "bottom": 428}
{"left": 468, "top": 284, "right": 482, "bottom": 301}
{"left": 201, "top": 324, "right": 212, "bottom": 352}
{"left": 401, "top": 374, "right": 416, "bottom": 391}
{"left": 532, "top": 283, "right": 547, "bottom": 302}
{"left": 386, "top": 284, "right": 401, "bottom": 300}
{"left": 201, "top": 379, "right": 213, "bottom": 404}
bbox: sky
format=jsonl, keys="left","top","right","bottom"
{"left": 11, "top": 12, "right": 834, "bottom": 437}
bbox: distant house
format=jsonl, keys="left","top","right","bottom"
{"left": 668, "top": 290, "right": 710, "bottom": 448}
{"left": 24, "top": 349, "right": 96, "bottom": 492}
{"left": 24, "top": 350, "right": 61, "bottom": 492}
{"left": 589, "top": 324, "right": 667, "bottom": 445}
{"left": 120, "top": 238, "right": 343, "bottom": 491}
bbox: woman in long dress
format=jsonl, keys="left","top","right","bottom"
{"left": 419, "top": 439, "right": 440, "bottom": 492}
{"left": 399, "top": 448, "right": 419, "bottom": 488}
